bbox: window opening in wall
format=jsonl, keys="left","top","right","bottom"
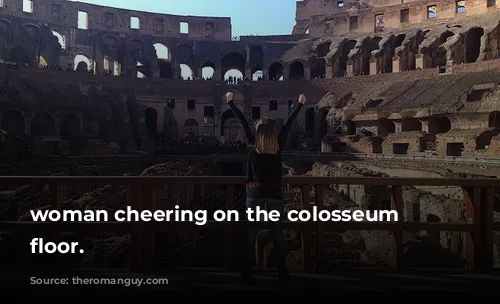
{"left": 252, "top": 107, "right": 261, "bottom": 119}
{"left": 337, "top": 1, "right": 344, "bottom": 7}
{"left": 374, "top": 14, "right": 385, "bottom": 32}
{"left": 400, "top": 9, "right": 409, "bottom": 23}
{"left": 23, "top": 0, "right": 33, "bottom": 13}
{"left": 78, "top": 11, "right": 88, "bottom": 29}
{"left": 187, "top": 99, "right": 196, "bottom": 110}
{"left": 180, "top": 22, "right": 189, "bottom": 34}
{"left": 427, "top": 5, "right": 437, "bottom": 19}
{"left": 269, "top": 100, "right": 278, "bottom": 111}
{"left": 467, "top": 88, "right": 491, "bottom": 102}
{"left": 130, "top": 17, "right": 140, "bottom": 29}
{"left": 204, "top": 106, "right": 214, "bottom": 118}
{"left": 456, "top": 0, "right": 466, "bottom": 13}
{"left": 349, "top": 16, "right": 358, "bottom": 30}
{"left": 487, "top": 0, "right": 496, "bottom": 7}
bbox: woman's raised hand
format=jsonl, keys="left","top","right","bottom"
{"left": 226, "top": 92, "right": 233, "bottom": 102}
{"left": 298, "top": 94, "right": 306, "bottom": 104}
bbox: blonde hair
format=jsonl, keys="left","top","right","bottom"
{"left": 254, "top": 118, "right": 279, "bottom": 154}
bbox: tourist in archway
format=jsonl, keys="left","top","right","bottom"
{"left": 226, "top": 92, "right": 306, "bottom": 282}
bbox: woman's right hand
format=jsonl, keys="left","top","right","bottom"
{"left": 226, "top": 92, "right": 233, "bottom": 102}
{"left": 299, "top": 94, "right": 306, "bottom": 104}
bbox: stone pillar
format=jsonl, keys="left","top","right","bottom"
{"left": 369, "top": 58, "right": 379, "bottom": 75}
{"left": 325, "top": 63, "right": 333, "bottom": 78}
{"left": 394, "top": 121, "right": 402, "bottom": 133}
{"left": 245, "top": 68, "right": 252, "bottom": 80}
{"left": 415, "top": 53, "right": 431, "bottom": 69}
{"left": 419, "top": 119, "right": 430, "bottom": 133}
{"left": 392, "top": 56, "right": 401, "bottom": 73}
{"left": 346, "top": 60, "right": 354, "bottom": 77}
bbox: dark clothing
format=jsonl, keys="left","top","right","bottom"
{"left": 228, "top": 101, "right": 303, "bottom": 199}
{"left": 243, "top": 197, "right": 286, "bottom": 274}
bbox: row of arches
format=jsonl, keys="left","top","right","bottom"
{"left": 0, "top": 109, "right": 81, "bottom": 139}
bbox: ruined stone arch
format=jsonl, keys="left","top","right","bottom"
{"left": 0, "top": 19, "right": 13, "bottom": 45}
{"left": 401, "top": 117, "right": 422, "bottom": 132}
{"left": 31, "top": 112, "right": 55, "bottom": 136}
{"left": 338, "top": 40, "right": 357, "bottom": 77}
{"left": 221, "top": 52, "right": 245, "bottom": 80}
{"left": 202, "top": 60, "right": 215, "bottom": 79}
{"left": 102, "top": 35, "right": 123, "bottom": 71}
{"left": 387, "top": 34, "right": 406, "bottom": 73}
{"left": 184, "top": 118, "right": 199, "bottom": 137}
{"left": 476, "top": 130, "right": 496, "bottom": 150}
{"left": 428, "top": 116, "right": 451, "bottom": 134}
{"left": 289, "top": 60, "right": 305, "bottom": 80}
{"left": 51, "top": 30, "right": 65, "bottom": 50}
{"left": 268, "top": 62, "right": 284, "bottom": 80}
{"left": 153, "top": 42, "right": 172, "bottom": 78}
{"left": 74, "top": 54, "right": 92, "bottom": 72}
{"left": 378, "top": 118, "right": 395, "bottom": 136}
{"left": 465, "top": 27, "right": 484, "bottom": 63}
{"left": 362, "top": 36, "right": 382, "bottom": 75}
{"left": 0, "top": 108, "right": 25, "bottom": 135}
{"left": 144, "top": 108, "right": 158, "bottom": 138}
{"left": 316, "top": 42, "right": 331, "bottom": 58}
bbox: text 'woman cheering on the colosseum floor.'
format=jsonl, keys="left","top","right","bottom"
{"left": 226, "top": 92, "right": 306, "bottom": 283}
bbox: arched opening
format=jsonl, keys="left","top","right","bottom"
{"left": 310, "top": 58, "right": 326, "bottom": 79}
{"left": 102, "top": 36, "right": 122, "bottom": 74}
{"left": 202, "top": 61, "right": 215, "bottom": 80}
{"left": 429, "top": 116, "right": 451, "bottom": 134}
{"left": 103, "top": 56, "right": 120, "bottom": 75}
{"left": 378, "top": 118, "right": 395, "bottom": 136}
{"left": 1, "top": 109, "right": 24, "bottom": 135}
{"left": 268, "top": 62, "right": 284, "bottom": 81}
{"left": 388, "top": 34, "right": 406, "bottom": 72}
{"left": 74, "top": 54, "right": 91, "bottom": 72}
{"left": 430, "top": 31, "right": 454, "bottom": 68}
{"left": 222, "top": 52, "right": 245, "bottom": 81}
{"left": 224, "top": 69, "right": 244, "bottom": 83}
{"left": 31, "top": 112, "right": 55, "bottom": 136}
{"left": 60, "top": 113, "right": 81, "bottom": 155}
{"left": 401, "top": 117, "right": 422, "bottom": 132}
{"left": 154, "top": 43, "right": 172, "bottom": 79}
{"left": 39, "top": 56, "right": 47, "bottom": 68}
{"left": 144, "top": 108, "right": 158, "bottom": 139}
{"left": 363, "top": 37, "right": 381, "bottom": 75}
{"left": 338, "top": 40, "right": 357, "bottom": 77}
{"left": 251, "top": 65, "right": 263, "bottom": 81}
{"left": 51, "top": 30, "right": 65, "bottom": 49}
{"left": 183, "top": 118, "right": 199, "bottom": 137}
{"left": 180, "top": 64, "right": 194, "bottom": 80}
{"left": 314, "top": 108, "right": 329, "bottom": 144}
{"left": 488, "top": 111, "right": 500, "bottom": 129}
{"left": 476, "top": 131, "right": 496, "bottom": 150}
{"left": 289, "top": 61, "right": 305, "bottom": 80}
{"left": 465, "top": 27, "right": 484, "bottom": 63}
{"left": 204, "top": 117, "right": 215, "bottom": 136}
{"left": 316, "top": 42, "right": 331, "bottom": 58}
{"left": 305, "top": 107, "right": 315, "bottom": 138}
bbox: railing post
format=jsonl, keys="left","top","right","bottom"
{"left": 225, "top": 184, "right": 236, "bottom": 270}
{"left": 465, "top": 186, "right": 493, "bottom": 272}
{"left": 314, "top": 185, "right": 325, "bottom": 273}
{"left": 391, "top": 185, "right": 404, "bottom": 272}
{"left": 129, "top": 185, "right": 144, "bottom": 273}
{"left": 300, "top": 185, "right": 313, "bottom": 272}
{"left": 142, "top": 185, "right": 156, "bottom": 273}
